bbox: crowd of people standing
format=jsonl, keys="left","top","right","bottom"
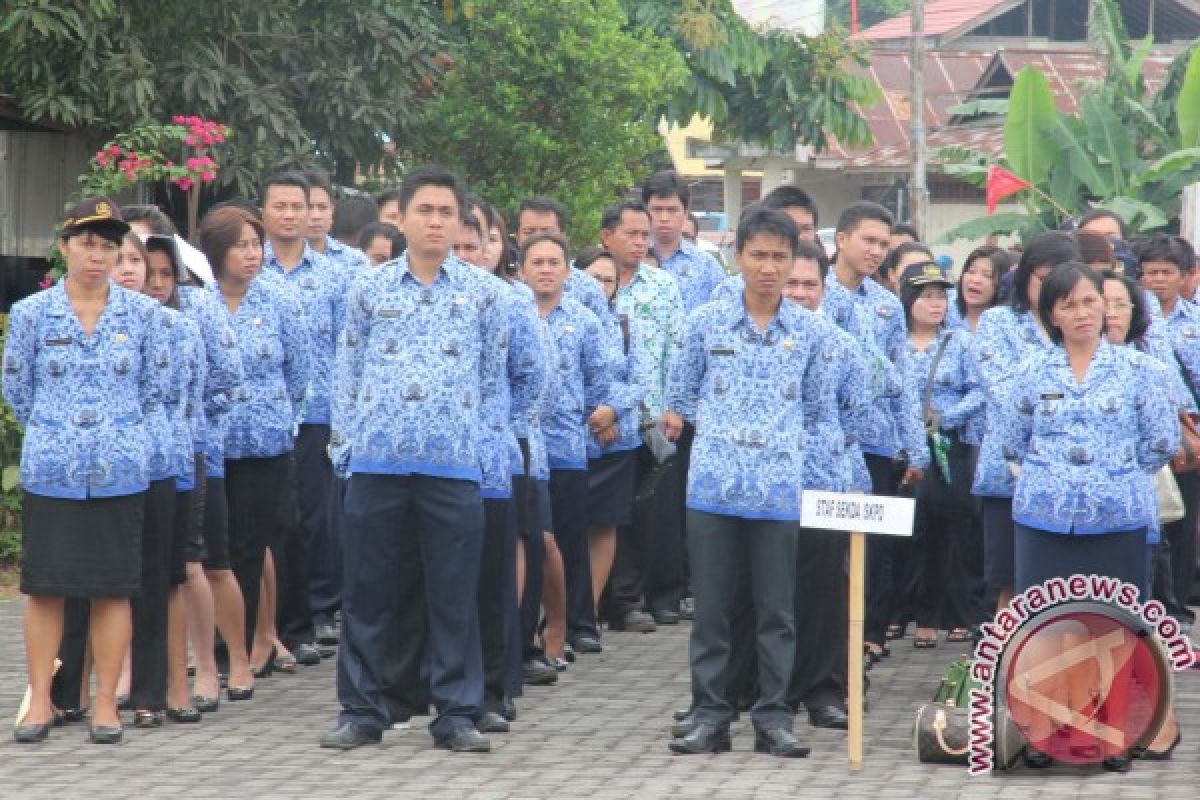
{"left": 4, "top": 165, "right": 1196, "bottom": 770}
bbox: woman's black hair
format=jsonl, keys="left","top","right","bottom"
{"left": 574, "top": 246, "right": 613, "bottom": 272}
{"left": 144, "top": 234, "right": 184, "bottom": 308}
{"left": 955, "top": 245, "right": 1003, "bottom": 317}
{"left": 1011, "top": 231, "right": 1080, "bottom": 313}
{"left": 1036, "top": 260, "right": 1104, "bottom": 344}
{"left": 1099, "top": 269, "right": 1150, "bottom": 344}
{"left": 356, "top": 222, "right": 405, "bottom": 262}
{"left": 879, "top": 241, "right": 934, "bottom": 284}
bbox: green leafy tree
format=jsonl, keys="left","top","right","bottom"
{"left": 827, "top": 0, "right": 912, "bottom": 30}
{"left": 938, "top": 0, "right": 1200, "bottom": 242}
{"left": 0, "top": 0, "right": 449, "bottom": 199}
{"left": 623, "top": 0, "right": 877, "bottom": 152}
{"left": 403, "top": 0, "right": 686, "bottom": 244}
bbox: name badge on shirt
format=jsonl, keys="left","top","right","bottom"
{"left": 1040, "top": 392, "right": 1064, "bottom": 401}
{"left": 876, "top": 306, "right": 893, "bottom": 319}
{"left": 44, "top": 336, "right": 72, "bottom": 346}
{"left": 378, "top": 308, "right": 406, "bottom": 318}
{"left": 709, "top": 347, "right": 735, "bottom": 357}
{"left": 114, "top": 332, "right": 128, "bottom": 344}
{"left": 1184, "top": 327, "right": 1200, "bottom": 339}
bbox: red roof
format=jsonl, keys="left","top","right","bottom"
{"left": 852, "top": 0, "right": 1014, "bottom": 42}
{"left": 821, "top": 48, "right": 1176, "bottom": 171}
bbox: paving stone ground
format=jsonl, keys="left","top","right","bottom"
{"left": 0, "top": 598, "right": 1197, "bottom": 799}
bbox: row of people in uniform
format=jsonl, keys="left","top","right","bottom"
{"left": 8, "top": 166, "right": 1194, "bottom": 767}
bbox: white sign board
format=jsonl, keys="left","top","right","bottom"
{"left": 800, "top": 490, "right": 915, "bottom": 537}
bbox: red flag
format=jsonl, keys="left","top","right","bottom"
{"left": 986, "top": 166, "right": 1032, "bottom": 214}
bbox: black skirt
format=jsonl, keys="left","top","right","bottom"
{"left": 587, "top": 450, "right": 637, "bottom": 527}
{"left": 21, "top": 490, "right": 144, "bottom": 598}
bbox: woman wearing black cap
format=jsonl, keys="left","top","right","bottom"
{"left": 4, "top": 198, "right": 173, "bottom": 744}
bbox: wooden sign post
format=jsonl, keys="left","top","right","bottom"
{"left": 801, "top": 490, "right": 916, "bottom": 771}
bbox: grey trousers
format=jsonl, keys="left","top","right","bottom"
{"left": 687, "top": 509, "right": 798, "bottom": 731}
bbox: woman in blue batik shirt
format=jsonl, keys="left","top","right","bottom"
{"left": 577, "top": 247, "right": 646, "bottom": 652}
{"left": 998, "top": 262, "right": 1179, "bottom": 773}
{"left": 197, "top": 206, "right": 310, "bottom": 701}
{"left": 898, "top": 263, "right": 984, "bottom": 649}
{"left": 971, "top": 233, "right": 1080, "bottom": 615}
{"left": 5, "top": 198, "right": 171, "bottom": 744}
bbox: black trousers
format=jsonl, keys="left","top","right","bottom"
{"left": 608, "top": 441, "right": 685, "bottom": 617}
{"left": 297, "top": 424, "right": 342, "bottom": 629}
{"left": 864, "top": 453, "right": 906, "bottom": 644}
{"left": 225, "top": 454, "right": 290, "bottom": 650}
{"left": 1163, "top": 469, "right": 1199, "bottom": 624}
{"left": 687, "top": 510, "right": 797, "bottom": 731}
{"left": 337, "top": 473, "right": 484, "bottom": 739}
{"left": 788, "top": 529, "right": 848, "bottom": 710}
{"left": 519, "top": 478, "right": 548, "bottom": 662}
{"left": 478, "top": 496, "right": 516, "bottom": 710}
{"left": 911, "top": 439, "right": 979, "bottom": 630}
{"left": 274, "top": 428, "right": 324, "bottom": 649}
{"left": 549, "top": 469, "right": 595, "bottom": 643}
{"left": 129, "top": 478, "right": 177, "bottom": 711}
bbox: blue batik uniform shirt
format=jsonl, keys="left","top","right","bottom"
{"left": 178, "top": 285, "right": 244, "bottom": 478}
{"left": 330, "top": 253, "right": 510, "bottom": 482}
{"left": 999, "top": 342, "right": 1179, "bottom": 534}
{"left": 3, "top": 282, "right": 173, "bottom": 499}
{"left": 667, "top": 294, "right": 821, "bottom": 521}
{"left": 587, "top": 303, "right": 648, "bottom": 459}
{"left": 654, "top": 237, "right": 726, "bottom": 313}
{"left": 821, "top": 274, "right": 928, "bottom": 469}
{"left": 970, "top": 306, "right": 1054, "bottom": 497}
{"left": 321, "top": 234, "right": 370, "bottom": 271}
{"left": 220, "top": 277, "right": 311, "bottom": 460}
{"left": 539, "top": 295, "right": 610, "bottom": 471}
{"left": 263, "top": 241, "right": 348, "bottom": 425}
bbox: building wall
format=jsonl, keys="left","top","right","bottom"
{"left": 0, "top": 131, "right": 92, "bottom": 259}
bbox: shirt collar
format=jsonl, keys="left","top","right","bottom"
{"left": 263, "top": 240, "right": 319, "bottom": 274}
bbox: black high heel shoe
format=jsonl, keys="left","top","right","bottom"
{"left": 251, "top": 647, "right": 277, "bottom": 679}
{"left": 1102, "top": 755, "right": 1133, "bottom": 773}
{"left": 227, "top": 685, "right": 255, "bottom": 702}
{"left": 1137, "top": 731, "right": 1181, "bottom": 760}
{"left": 192, "top": 695, "right": 219, "bottom": 713}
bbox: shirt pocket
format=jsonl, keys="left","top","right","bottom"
{"left": 703, "top": 338, "right": 739, "bottom": 397}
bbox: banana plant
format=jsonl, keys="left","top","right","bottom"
{"left": 938, "top": 0, "right": 1200, "bottom": 243}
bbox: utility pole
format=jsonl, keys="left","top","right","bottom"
{"left": 910, "top": 0, "right": 929, "bottom": 240}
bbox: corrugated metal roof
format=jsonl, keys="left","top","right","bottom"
{"left": 822, "top": 48, "right": 1178, "bottom": 171}
{"left": 852, "top": 0, "right": 1015, "bottom": 42}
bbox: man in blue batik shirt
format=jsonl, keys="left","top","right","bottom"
{"left": 303, "top": 169, "right": 370, "bottom": 272}
{"left": 322, "top": 166, "right": 513, "bottom": 754}
{"left": 820, "top": 201, "right": 927, "bottom": 661}
{"left": 260, "top": 171, "right": 340, "bottom": 668}
{"left": 663, "top": 205, "right": 818, "bottom": 760}
{"left": 644, "top": 170, "right": 726, "bottom": 314}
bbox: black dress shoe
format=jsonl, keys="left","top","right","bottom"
{"left": 89, "top": 724, "right": 124, "bottom": 744}
{"left": 672, "top": 707, "right": 694, "bottom": 722}
{"left": 500, "top": 698, "right": 518, "bottom": 722}
{"left": 59, "top": 708, "right": 88, "bottom": 724}
{"left": 610, "top": 610, "right": 657, "bottom": 633}
{"left": 13, "top": 722, "right": 51, "bottom": 743}
{"left": 475, "top": 711, "right": 510, "bottom": 734}
{"left": 436, "top": 726, "right": 491, "bottom": 753}
{"left": 669, "top": 723, "right": 731, "bottom": 755}
{"left": 808, "top": 705, "right": 849, "bottom": 730}
{"left": 316, "top": 643, "right": 337, "bottom": 659}
{"left": 522, "top": 658, "right": 558, "bottom": 686}
{"left": 320, "top": 722, "right": 382, "bottom": 750}
{"left": 652, "top": 609, "right": 681, "bottom": 625}
{"left": 227, "top": 686, "right": 254, "bottom": 702}
{"left": 192, "top": 696, "right": 219, "bottom": 713}
{"left": 754, "top": 728, "right": 810, "bottom": 757}
{"left": 670, "top": 715, "right": 697, "bottom": 738}
{"left": 166, "top": 707, "right": 202, "bottom": 724}
{"left": 294, "top": 643, "right": 321, "bottom": 666}
{"left": 315, "top": 622, "right": 339, "bottom": 646}
{"left": 548, "top": 656, "right": 568, "bottom": 672}
{"left": 572, "top": 635, "right": 603, "bottom": 654}
{"left": 133, "top": 710, "right": 164, "bottom": 728}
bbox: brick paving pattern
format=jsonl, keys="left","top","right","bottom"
{"left": 0, "top": 600, "right": 1197, "bottom": 799}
